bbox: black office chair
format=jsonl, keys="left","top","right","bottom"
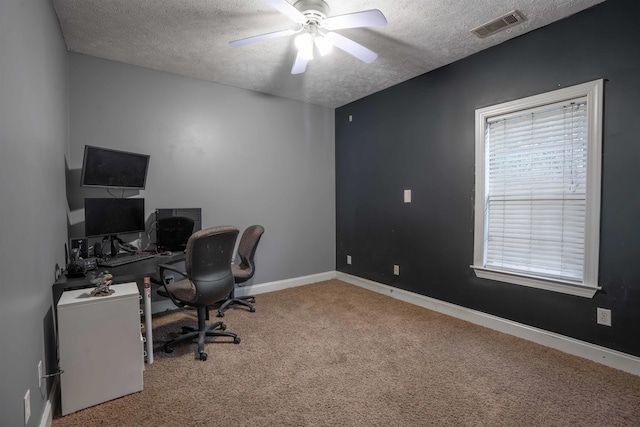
{"left": 157, "top": 225, "right": 241, "bottom": 361}
{"left": 217, "top": 225, "right": 265, "bottom": 318}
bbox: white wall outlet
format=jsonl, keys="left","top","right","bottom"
{"left": 346, "top": 255, "right": 352, "bottom": 265}
{"left": 348, "top": 114, "right": 353, "bottom": 122}
{"left": 24, "top": 389, "right": 31, "bottom": 424}
{"left": 597, "top": 308, "right": 612, "bottom": 326}
{"left": 404, "top": 189, "right": 411, "bottom": 203}
{"left": 393, "top": 265, "right": 400, "bottom": 275}
{"left": 37, "top": 360, "right": 43, "bottom": 388}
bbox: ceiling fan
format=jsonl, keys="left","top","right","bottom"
{"left": 229, "top": 0, "right": 387, "bottom": 74}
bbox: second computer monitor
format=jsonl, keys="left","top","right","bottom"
{"left": 156, "top": 208, "right": 202, "bottom": 252}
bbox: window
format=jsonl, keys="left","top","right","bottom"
{"left": 472, "top": 80, "right": 603, "bottom": 298}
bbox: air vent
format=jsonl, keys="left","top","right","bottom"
{"left": 471, "top": 10, "right": 525, "bottom": 38}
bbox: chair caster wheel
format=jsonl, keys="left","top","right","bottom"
{"left": 219, "top": 323, "right": 227, "bottom": 330}
{"left": 217, "top": 311, "right": 225, "bottom": 318}
{"left": 234, "top": 337, "right": 241, "bottom": 344}
{"left": 164, "top": 347, "right": 174, "bottom": 354}
{"left": 199, "top": 352, "right": 208, "bottom": 361}
{"left": 249, "top": 307, "right": 256, "bottom": 312}
{"left": 249, "top": 298, "right": 256, "bottom": 303}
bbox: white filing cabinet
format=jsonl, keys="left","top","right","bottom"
{"left": 57, "top": 282, "right": 144, "bottom": 415}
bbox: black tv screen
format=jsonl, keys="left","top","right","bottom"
{"left": 84, "top": 198, "right": 145, "bottom": 237}
{"left": 81, "top": 145, "right": 150, "bottom": 189}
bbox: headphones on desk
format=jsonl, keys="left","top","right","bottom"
{"left": 65, "top": 247, "right": 86, "bottom": 278}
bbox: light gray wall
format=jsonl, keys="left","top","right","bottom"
{"left": 0, "top": 0, "right": 68, "bottom": 425}
{"left": 67, "top": 53, "right": 336, "bottom": 284}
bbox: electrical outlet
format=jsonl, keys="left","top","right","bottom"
{"left": 24, "top": 389, "right": 31, "bottom": 424}
{"left": 393, "top": 265, "right": 400, "bottom": 275}
{"left": 597, "top": 308, "right": 611, "bottom": 326}
{"left": 346, "top": 255, "right": 352, "bottom": 265}
{"left": 37, "top": 360, "right": 43, "bottom": 388}
{"left": 404, "top": 189, "right": 411, "bottom": 203}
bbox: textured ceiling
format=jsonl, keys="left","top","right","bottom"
{"left": 52, "top": 0, "right": 605, "bottom": 108}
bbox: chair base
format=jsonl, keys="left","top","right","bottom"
{"left": 217, "top": 295, "right": 256, "bottom": 317}
{"left": 164, "top": 306, "right": 240, "bottom": 360}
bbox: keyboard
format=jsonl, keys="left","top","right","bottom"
{"left": 98, "top": 252, "right": 156, "bottom": 268}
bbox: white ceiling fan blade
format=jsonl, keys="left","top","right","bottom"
{"left": 323, "top": 9, "right": 387, "bottom": 30}
{"left": 230, "top": 29, "right": 296, "bottom": 47}
{"left": 291, "top": 53, "right": 309, "bottom": 74}
{"left": 324, "top": 32, "right": 378, "bottom": 64}
{"left": 266, "top": 0, "right": 306, "bottom": 23}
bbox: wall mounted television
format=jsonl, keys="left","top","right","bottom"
{"left": 81, "top": 145, "right": 150, "bottom": 189}
{"left": 84, "top": 198, "right": 145, "bottom": 238}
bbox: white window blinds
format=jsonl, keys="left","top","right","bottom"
{"left": 484, "top": 98, "right": 588, "bottom": 283}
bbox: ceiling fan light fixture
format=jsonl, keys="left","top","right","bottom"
{"left": 314, "top": 35, "right": 333, "bottom": 56}
{"left": 295, "top": 32, "right": 314, "bottom": 60}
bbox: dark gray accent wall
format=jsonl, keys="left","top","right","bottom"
{"left": 336, "top": 0, "right": 640, "bottom": 357}
{"left": 0, "top": 0, "right": 68, "bottom": 425}
{"left": 67, "top": 53, "right": 336, "bottom": 285}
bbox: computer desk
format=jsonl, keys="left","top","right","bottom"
{"left": 52, "top": 252, "right": 186, "bottom": 308}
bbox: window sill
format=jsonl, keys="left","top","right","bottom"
{"left": 471, "top": 266, "right": 599, "bottom": 298}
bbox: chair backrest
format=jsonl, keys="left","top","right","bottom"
{"left": 234, "top": 225, "right": 265, "bottom": 284}
{"left": 185, "top": 225, "right": 239, "bottom": 306}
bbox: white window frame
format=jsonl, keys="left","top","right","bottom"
{"left": 472, "top": 80, "right": 603, "bottom": 298}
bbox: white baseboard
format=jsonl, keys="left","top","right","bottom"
{"left": 235, "top": 271, "right": 337, "bottom": 297}
{"left": 40, "top": 376, "right": 59, "bottom": 427}
{"left": 337, "top": 272, "right": 640, "bottom": 377}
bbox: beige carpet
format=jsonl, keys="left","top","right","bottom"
{"left": 52, "top": 279, "right": 640, "bottom": 426}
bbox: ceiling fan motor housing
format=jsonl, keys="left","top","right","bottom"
{"left": 294, "top": 0, "right": 329, "bottom": 23}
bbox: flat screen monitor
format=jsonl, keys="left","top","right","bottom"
{"left": 84, "top": 198, "right": 145, "bottom": 237}
{"left": 81, "top": 145, "right": 150, "bottom": 189}
{"left": 156, "top": 208, "right": 202, "bottom": 251}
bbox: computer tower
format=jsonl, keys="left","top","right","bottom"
{"left": 155, "top": 208, "right": 202, "bottom": 252}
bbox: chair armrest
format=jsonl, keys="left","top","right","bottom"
{"left": 156, "top": 263, "right": 189, "bottom": 308}
{"left": 157, "top": 263, "right": 187, "bottom": 281}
